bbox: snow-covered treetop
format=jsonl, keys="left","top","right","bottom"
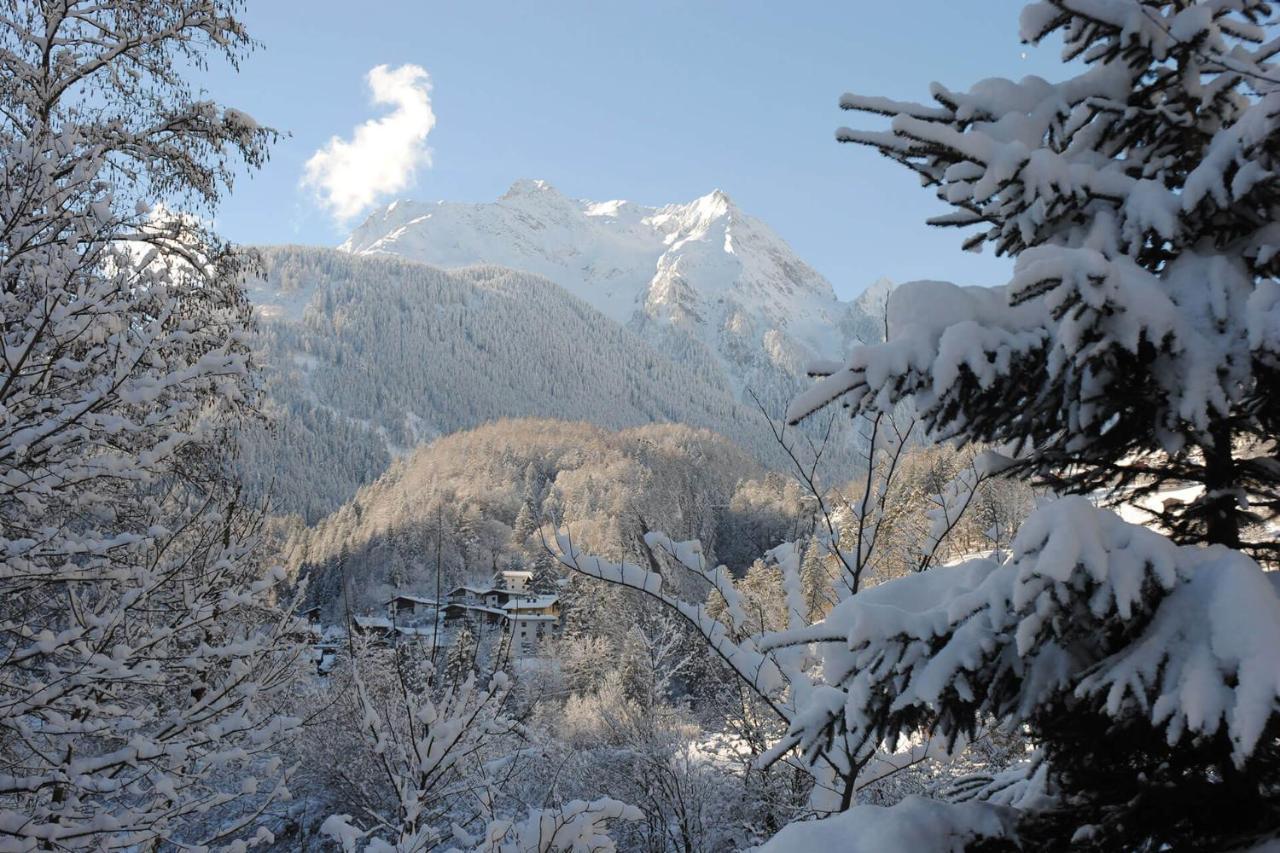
{"left": 791, "top": 0, "right": 1280, "bottom": 554}
{"left": 0, "top": 0, "right": 276, "bottom": 212}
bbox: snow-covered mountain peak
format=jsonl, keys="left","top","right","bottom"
{"left": 501, "top": 177, "right": 558, "bottom": 199}
{"left": 497, "top": 179, "right": 585, "bottom": 219}
{"left": 340, "top": 181, "right": 881, "bottom": 406}
{"left": 647, "top": 188, "right": 737, "bottom": 242}
{"left": 583, "top": 198, "right": 639, "bottom": 219}
{"left": 676, "top": 188, "right": 734, "bottom": 221}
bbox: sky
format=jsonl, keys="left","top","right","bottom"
{"left": 203, "top": 1, "right": 1070, "bottom": 300}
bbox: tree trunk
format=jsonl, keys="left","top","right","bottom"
{"left": 1202, "top": 422, "right": 1241, "bottom": 549}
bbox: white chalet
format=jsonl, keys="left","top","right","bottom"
{"left": 500, "top": 569, "right": 533, "bottom": 592}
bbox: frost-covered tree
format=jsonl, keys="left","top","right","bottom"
{"left": 445, "top": 623, "right": 478, "bottom": 684}
{"left": 770, "top": 2, "right": 1280, "bottom": 848}
{"left": 556, "top": 412, "right": 994, "bottom": 817}
{"left": 512, "top": 499, "right": 538, "bottom": 546}
{"left": 315, "top": 642, "right": 641, "bottom": 853}
{"left": 0, "top": 1, "right": 302, "bottom": 848}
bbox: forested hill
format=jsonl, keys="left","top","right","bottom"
{"left": 275, "top": 418, "right": 812, "bottom": 617}
{"left": 239, "top": 246, "right": 861, "bottom": 522}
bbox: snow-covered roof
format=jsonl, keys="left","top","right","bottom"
{"left": 353, "top": 615, "right": 392, "bottom": 630}
{"left": 500, "top": 570, "right": 534, "bottom": 579}
{"left": 393, "top": 626, "right": 440, "bottom": 639}
{"left": 384, "top": 594, "right": 439, "bottom": 606}
{"left": 443, "top": 603, "right": 507, "bottom": 617}
{"left": 501, "top": 595, "right": 559, "bottom": 611}
{"left": 450, "top": 584, "right": 497, "bottom": 595}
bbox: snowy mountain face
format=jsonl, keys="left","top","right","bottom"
{"left": 241, "top": 191, "right": 891, "bottom": 521}
{"left": 342, "top": 180, "right": 883, "bottom": 407}
{"left": 240, "top": 247, "right": 833, "bottom": 522}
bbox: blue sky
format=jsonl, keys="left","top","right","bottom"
{"left": 204, "top": 2, "right": 1068, "bottom": 300}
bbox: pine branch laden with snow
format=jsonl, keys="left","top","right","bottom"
{"left": 793, "top": 0, "right": 1280, "bottom": 560}
{"left": 765, "top": 497, "right": 1280, "bottom": 772}
{"left": 769, "top": 502, "right": 1280, "bottom": 846}
{"left": 0, "top": 2, "right": 302, "bottom": 849}
{"left": 756, "top": 795, "right": 1017, "bottom": 853}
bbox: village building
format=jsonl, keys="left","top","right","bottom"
{"left": 502, "top": 594, "right": 559, "bottom": 619}
{"left": 331, "top": 568, "right": 566, "bottom": 656}
{"left": 440, "top": 569, "right": 564, "bottom": 650}
{"left": 499, "top": 569, "right": 533, "bottom": 592}
{"left": 442, "top": 601, "right": 506, "bottom": 627}
{"left": 382, "top": 593, "right": 440, "bottom": 623}
{"left": 503, "top": 594, "right": 562, "bottom": 649}
{"left": 351, "top": 614, "right": 394, "bottom": 639}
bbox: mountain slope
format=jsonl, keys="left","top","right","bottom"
{"left": 341, "top": 180, "right": 882, "bottom": 415}
{"left": 240, "top": 246, "right": 807, "bottom": 521}
{"left": 277, "top": 418, "right": 782, "bottom": 616}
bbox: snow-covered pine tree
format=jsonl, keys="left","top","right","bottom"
{"left": 444, "top": 623, "right": 477, "bottom": 685}
{"left": 527, "top": 546, "right": 561, "bottom": 595}
{"left": 513, "top": 498, "right": 538, "bottom": 547}
{"left": 0, "top": 2, "right": 303, "bottom": 848}
{"left": 773, "top": 2, "right": 1280, "bottom": 848}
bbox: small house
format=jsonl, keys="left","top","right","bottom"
{"left": 442, "top": 602, "right": 505, "bottom": 628}
{"left": 351, "top": 615, "right": 395, "bottom": 641}
{"left": 502, "top": 594, "right": 562, "bottom": 649}
{"left": 383, "top": 594, "right": 439, "bottom": 622}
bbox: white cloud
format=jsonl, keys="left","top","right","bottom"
{"left": 303, "top": 64, "right": 436, "bottom": 224}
